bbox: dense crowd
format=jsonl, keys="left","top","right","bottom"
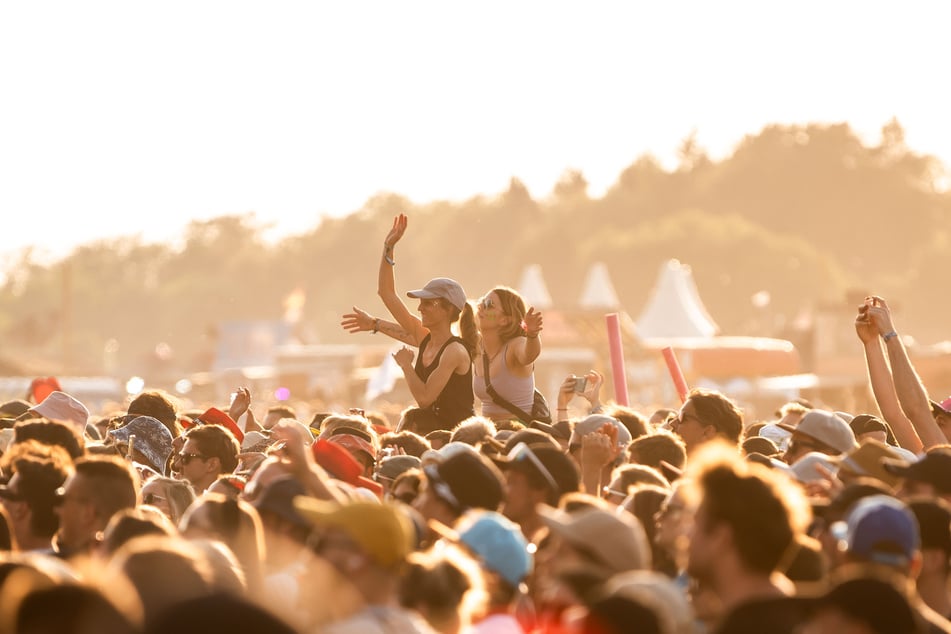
{"left": 1, "top": 218, "right": 950, "bottom": 634}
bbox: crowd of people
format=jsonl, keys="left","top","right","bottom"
{"left": 1, "top": 219, "right": 950, "bottom": 633}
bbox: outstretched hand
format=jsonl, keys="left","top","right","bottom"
{"left": 523, "top": 307, "right": 544, "bottom": 337}
{"left": 384, "top": 214, "right": 408, "bottom": 248}
{"left": 342, "top": 306, "right": 374, "bottom": 333}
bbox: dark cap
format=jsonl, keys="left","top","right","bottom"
{"left": 424, "top": 450, "right": 504, "bottom": 513}
{"left": 849, "top": 414, "right": 887, "bottom": 437}
{"left": 908, "top": 498, "right": 951, "bottom": 555}
{"left": 882, "top": 449, "right": 951, "bottom": 494}
{"left": 251, "top": 476, "right": 310, "bottom": 531}
{"left": 495, "top": 442, "right": 580, "bottom": 504}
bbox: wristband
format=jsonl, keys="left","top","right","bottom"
{"left": 383, "top": 245, "right": 395, "bottom": 266}
{"left": 882, "top": 331, "right": 898, "bottom": 342}
{"left": 372, "top": 319, "right": 380, "bottom": 334}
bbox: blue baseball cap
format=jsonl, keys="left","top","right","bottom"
{"left": 832, "top": 494, "right": 920, "bottom": 567}
{"left": 431, "top": 510, "right": 532, "bottom": 588}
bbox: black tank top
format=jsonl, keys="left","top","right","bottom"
{"left": 415, "top": 334, "right": 474, "bottom": 429}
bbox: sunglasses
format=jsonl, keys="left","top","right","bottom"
{"left": 480, "top": 297, "right": 495, "bottom": 310}
{"left": 143, "top": 492, "right": 166, "bottom": 506}
{"left": 0, "top": 484, "right": 23, "bottom": 502}
{"left": 178, "top": 452, "right": 207, "bottom": 465}
{"left": 507, "top": 442, "right": 559, "bottom": 494}
{"left": 423, "top": 464, "right": 463, "bottom": 512}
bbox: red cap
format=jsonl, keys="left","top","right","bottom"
{"left": 197, "top": 407, "right": 244, "bottom": 443}
{"left": 311, "top": 440, "right": 383, "bottom": 498}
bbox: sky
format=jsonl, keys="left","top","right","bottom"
{"left": 2, "top": 1, "right": 949, "bottom": 269}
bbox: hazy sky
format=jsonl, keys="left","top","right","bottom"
{"left": 2, "top": 1, "right": 949, "bottom": 267}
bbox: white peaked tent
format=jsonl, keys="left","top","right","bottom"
{"left": 517, "top": 264, "right": 553, "bottom": 310}
{"left": 635, "top": 259, "right": 719, "bottom": 339}
{"left": 579, "top": 262, "right": 620, "bottom": 310}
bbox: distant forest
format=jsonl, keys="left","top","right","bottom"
{"left": 2, "top": 120, "right": 949, "bottom": 377}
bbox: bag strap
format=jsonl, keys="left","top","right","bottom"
{"left": 482, "top": 348, "right": 533, "bottom": 423}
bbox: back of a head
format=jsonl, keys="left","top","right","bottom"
{"left": 399, "top": 546, "right": 485, "bottom": 632}
{"left": 144, "top": 593, "right": 296, "bottom": 634}
{"left": 450, "top": 417, "right": 498, "bottom": 447}
{"left": 13, "top": 419, "right": 84, "bottom": 461}
{"left": 111, "top": 535, "right": 212, "bottom": 627}
{"left": 128, "top": 390, "right": 181, "bottom": 436}
{"left": 102, "top": 507, "right": 177, "bottom": 557}
{"left": 606, "top": 405, "right": 652, "bottom": 441}
{"left": 6, "top": 442, "right": 72, "bottom": 539}
{"left": 181, "top": 494, "right": 264, "bottom": 591}
{"left": 628, "top": 432, "right": 687, "bottom": 472}
{"left": 75, "top": 456, "right": 139, "bottom": 524}
{"left": 15, "top": 584, "right": 139, "bottom": 634}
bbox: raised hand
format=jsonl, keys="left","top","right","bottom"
{"left": 523, "top": 307, "right": 544, "bottom": 337}
{"left": 854, "top": 300, "right": 878, "bottom": 344}
{"left": 341, "top": 306, "right": 374, "bottom": 333}
{"left": 384, "top": 213, "right": 408, "bottom": 248}
{"left": 865, "top": 295, "right": 897, "bottom": 338}
{"left": 228, "top": 386, "right": 252, "bottom": 422}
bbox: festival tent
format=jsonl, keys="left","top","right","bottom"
{"left": 635, "top": 259, "right": 719, "bottom": 342}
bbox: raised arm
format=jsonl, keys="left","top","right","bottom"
{"left": 378, "top": 214, "right": 427, "bottom": 346}
{"left": 867, "top": 296, "right": 945, "bottom": 450}
{"left": 392, "top": 342, "right": 469, "bottom": 408}
{"left": 509, "top": 307, "right": 543, "bottom": 367}
{"left": 855, "top": 300, "right": 922, "bottom": 452}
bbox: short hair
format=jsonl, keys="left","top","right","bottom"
{"left": 320, "top": 415, "right": 380, "bottom": 451}
{"left": 610, "top": 464, "right": 669, "bottom": 494}
{"left": 128, "top": 390, "right": 182, "bottom": 437}
{"left": 101, "top": 507, "right": 177, "bottom": 556}
{"left": 688, "top": 388, "right": 743, "bottom": 444}
{"left": 112, "top": 536, "right": 212, "bottom": 627}
{"left": 399, "top": 545, "right": 485, "bottom": 630}
{"left": 400, "top": 406, "right": 443, "bottom": 436}
{"left": 605, "top": 406, "right": 652, "bottom": 440}
{"left": 425, "top": 429, "right": 452, "bottom": 447}
{"left": 451, "top": 417, "right": 497, "bottom": 447}
{"left": 628, "top": 432, "right": 687, "bottom": 472}
{"left": 185, "top": 425, "right": 240, "bottom": 474}
{"left": 8, "top": 443, "right": 72, "bottom": 538}
{"left": 689, "top": 443, "right": 810, "bottom": 574}
{"left": 380, "top": 431, "right": 431, "bottom": 458}
{"left": 13, "top": 419, "right": 84, "bottom": 460}
{"left": 74, "top": 456, "right": 139, "bottom": 525}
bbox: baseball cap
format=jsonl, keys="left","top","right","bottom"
{"left": 431, "top": 510, "right": 532, "bottom": 588}
{"left": 538, "top": 505, "right": 650, "bottom": 575}
{"left": 882, "top": 448, "right": 951, "bottom": 494}
{"left": 779, "top": 410, "right": 857, "bottom": 455}
{"left": 832, "top": 495, "right": 920, "bottom": 567}
{"left": 494, "top": 442, "right": 580, "bottom": 503}
{"left": 930, "top": 397, "right": 951, "bottom": 418}
{"left": 793, "top": 573, "right": 918, "bottom": 634}
{"left": 293, "top": 499, "right": 415, "bottom": 569}
{"left": 569, "top": 414, "right": 632, "bottom": 451}
{"left": 251, "top": 476, "right": 310, "bottom": 532}
{"left": 423, "top": 450, "right": 504, "bottom": 513}
{"left": 406, "top": 278, "right": 467, "bottom": 311}
{"left": 195, "top": 407, "right": 244, "bottom": 443}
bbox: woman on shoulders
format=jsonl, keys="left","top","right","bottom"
{"left": 342, "top": 214, "right": 477, "bottom": 432}
{"left": 473, "top": 286, "right": 543, "bottom": 423}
